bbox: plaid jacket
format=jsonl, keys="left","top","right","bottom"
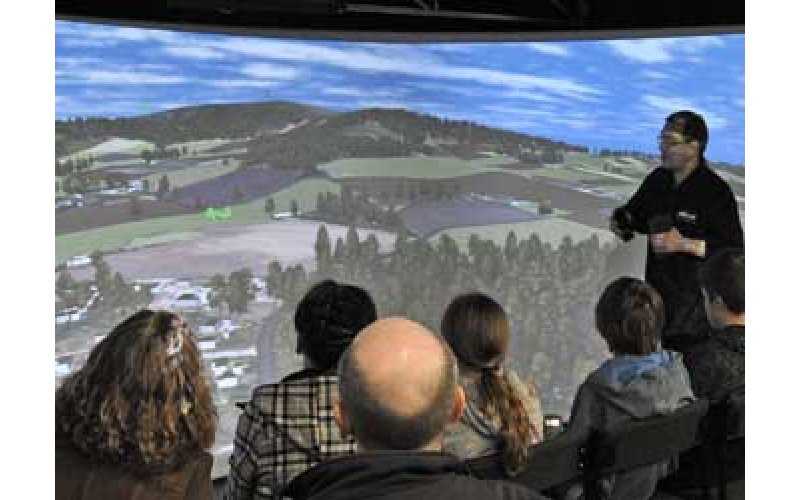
{"left": 224, "top": 369, "right": 357, "bottom": 500}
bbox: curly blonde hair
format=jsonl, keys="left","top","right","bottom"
{"left": 56, "top": 310, "right": 216, "bottom": 473}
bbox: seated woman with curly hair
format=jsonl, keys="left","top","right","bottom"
{"left": 56, "top": 310, "right": 217, "bottom": 500}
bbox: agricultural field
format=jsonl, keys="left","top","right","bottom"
{"left": 165, "top": 138, "right": 237, "bottom": 154}
{"left": 66, "top": 220, "right": 397, "bottom": 281}
{"left": 401, "top": 198, "right": 539, "bottom": 237}
{"left": 143, "top": 158, "right": 242, "bottom": 190}
{"left": 56, "top": 177, "right": 342, "bottom": 264}
{"left": 319, "top": 155, "right": 527, "bottom": 180}
{"left": 60, "top": 138, "right": 157, "bottom": 163}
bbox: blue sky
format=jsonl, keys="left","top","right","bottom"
{"left": 56, "top": 21, "right": 744, "bottom": 165}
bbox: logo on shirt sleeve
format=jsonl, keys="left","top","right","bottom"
{"left": 676, "top": 210, "right": 698, "bottom": 224}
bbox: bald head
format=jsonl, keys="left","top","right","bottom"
{"left": 336, "top": 317, "right": 464, "bottom": 451}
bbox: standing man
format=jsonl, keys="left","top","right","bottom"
{"left": 610, "top": 110, "right": 743, "bottom": 351}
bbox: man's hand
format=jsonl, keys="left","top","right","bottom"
{"left": 650, "top": 228, "right": 706, "bottom": 257}
{"left": 609, "top": 208, "right": 634, "bottom": 241}
{"left": 609, "top": 216, "right": 627, "bottom": 239}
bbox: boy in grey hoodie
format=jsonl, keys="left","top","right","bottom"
{"left": 564, "top": 278, "right": 695, "bottom": 500}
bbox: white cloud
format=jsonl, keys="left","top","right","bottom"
{"left": 163, "top": 46, "right": 226, "bottom": 60}
{"left": 57, "top": 22, "right": 181, "bottom": 45}
{"left": 606, "top": 37, "right": 725, "bottom": 64}
{"left": 240, "top": 62, "right": 301, "bottom": 80}
{"left": 641, "top": 95, "right": 728, "bottom": 129}
{"left": 501, "top": 90, "right": 561, "bottom": 104}
{"left": 323, "top": 87, "right": 401, "bottom": 99}
{"left": 481, "top": 105, "right": 596, "bottom": 130}
{"left": 204, "top": 79, "right": 282, "bottom": 89}
{"left": 61, "top": 70, "right": 187, "bottom": 85}
{"left": 527, "top": 43, "right": 570, "bottom": 57}
{"left": 641, "top": 70, "right": 672, "bottom": 80}
{"left": 59, "top": 38, "right": 113, "bottom": 49}
{"left": 201, "top": 38, "right": 603, "bottom": 101}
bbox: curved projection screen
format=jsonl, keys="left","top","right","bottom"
{"left": 55, "top": 21, "right": 744, "bottom": 474}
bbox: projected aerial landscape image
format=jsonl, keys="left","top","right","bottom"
{"left": 55, "top": 21, "right": 744, "bottom": 473}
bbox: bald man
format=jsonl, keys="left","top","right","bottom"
{"left": 284, "top": 318, "right": 548, "bottom": 500}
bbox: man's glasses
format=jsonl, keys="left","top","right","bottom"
{"left": 657, "top": 134, "right": 687, "bottom": 148}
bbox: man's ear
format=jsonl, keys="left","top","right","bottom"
{"left": 333, "top": 396, "right": 351, "bottom": 436}
{"left": 450, "top": 385, "right": 466, "bottom": 424}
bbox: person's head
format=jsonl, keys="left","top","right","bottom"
{"left": 596, "top": 278, "right": 665, "bottom": 356}
{"left": 334, "top": 317, "right": 465, "bottom": 452}
{"left": 659, "top": 110, "right": 708, "bottom": 172}
{"left": 441, "top": 292, "right": 509, "bottom": 373}
{"left": 55, "top": 310, "right": 216, "bottom": 472}
{"left": 295, "top": 279, "right": 377, "bottom": 371}
{"left": 699, "top": 248, "right": 745, "bottom": 329}
{"left": 441, "top": 292, "right": 537, "bottom": 475}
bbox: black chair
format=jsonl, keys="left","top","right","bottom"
{"left": 659, "top": 386, "right": 744, "bottom": 500}
{"left": 583, "top": 398, "right": 710, "bottom": 500}
{"left": 465, "top": 425, "right": 589, "bottom": 494}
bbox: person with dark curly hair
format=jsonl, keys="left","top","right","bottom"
{"left": 440, "top": 292, "right": 543, "bottom": 476}
{"left": 56, "top": 309, "right": 218, "bottom": 500}
{"left": 226, "top": 279, "right": 377, "bottom": 500}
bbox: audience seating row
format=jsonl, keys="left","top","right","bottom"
{"left": 466, "top": 393, "right": 742, "bottom": 500}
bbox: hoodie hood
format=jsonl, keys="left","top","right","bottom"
{"left": 586, "top": 350, "right": 695, "bottom": 418}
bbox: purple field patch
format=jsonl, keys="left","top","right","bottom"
{"left": 400, "top": 198, "right": 539, "bottom": 237}
{"left": 168, "top": 166, "right": 303, "bottom": 208}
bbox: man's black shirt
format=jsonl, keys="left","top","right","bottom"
{"left": 619, "top": 162, "right": 744, "bottom": 340}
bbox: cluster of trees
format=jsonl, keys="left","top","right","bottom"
{"left": 597, "top": 148, "right": 657, "bottom": 160}
{"left": 141, "top": 146, "right": 180, "bottom": 165}
{"left": 55, "top": 102, "right": 326, "bottom": 157}
{"left": 263, "top": 224, "right": 626, "bottom": 414}
{"left": 56, "top": 252, "right": 151, "bottom": 314}
{"left": 247, "top": 108, "right": 587, "bottom": 170}
{"left": 208, "top": 269, "right": 256, "bottom": 315}
{"left": 55, "top": 271, "right": 93, "bottom": 309}
{"left": 313, "top": 190, "right": 404, "bottom": 229}
{"left": 518, "top": 148, "right": 565, "bottom": 164}
{"left": 88, "top": 252, "right": 150, "bottom": 309}
{"left": 56, "top": 156, "right": 94, "bottom": 177}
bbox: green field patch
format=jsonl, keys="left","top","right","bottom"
{"left": 61, "top": 138, "right": 157, "bottom": 163}
{"left": 319, "top": 156, "right": 525, "bottom": 180}
{"left": 165, "top": 138, "right": 236, "bottom": 154}
{"left": 144, "top": 159, "right": 241, "bottom": 189}
{"left": 55, "top": 177, "right": 342, "bottom": 264}
{"left": 430, "top": 217, "right": 615, "bottom": 250}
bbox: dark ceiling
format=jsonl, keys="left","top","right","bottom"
{"left": 55, "top": 0, "right": 743, "bottom": 41}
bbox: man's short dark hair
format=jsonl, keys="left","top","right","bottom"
{"left": 337, "top": 334, "right": 457, "bottom": 450}
{"left": 596, "top": 277, "right": 665, "bottom": 356}
{"left": 295, "top": 280, "right": 377, "bottom": 371}
{"left": 666, "top": 110, "right": 709, "bottom": 156}
{"left": 699, "top": 248, "right": 745, "bottom": 314}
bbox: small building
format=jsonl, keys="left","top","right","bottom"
{"left": 270, "top": 211, "right": 295, "bottom": 220}
{"left": 66, "top": 255, "right": 92, "bottom": 268}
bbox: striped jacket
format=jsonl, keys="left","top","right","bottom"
{"left": 224, "top": 369, "right": 357, "bottom": 500}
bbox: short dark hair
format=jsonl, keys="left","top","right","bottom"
{"left": 596, "top": 277, "right": 665, "bottom": 355}
{"left": 699, "top": 248, "right": 745, "bottom": 314}
{"left": 295, "top": 280, "right": 377, "bottom": 371}
{"left": 665, "top": 110, "right": 709, "bottom": 157}
{"left": 337, "top": 333, "right": 457, "bottom": 450}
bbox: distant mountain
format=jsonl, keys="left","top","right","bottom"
{"left": 245, "top": 107, "right": 587, "bottom": 169}
{"left": 55, "top": 101, "right": 333, "bottom": 157}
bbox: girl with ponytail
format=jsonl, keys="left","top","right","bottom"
{"left": 440, "top": 292, "right": 543, "bottom": 476}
